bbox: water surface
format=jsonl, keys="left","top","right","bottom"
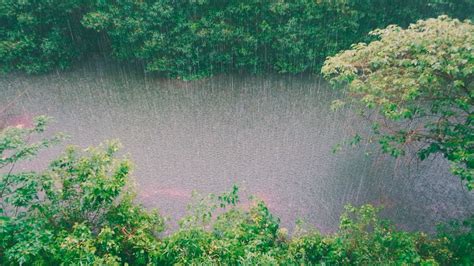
{"left": 1, "top": 60, "right": 472, "bottom": 232}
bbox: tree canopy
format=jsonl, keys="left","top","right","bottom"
{"left": 322, "top": 16, "right": 474, "bottom": 189}
{"left": 2, "top": 0, "right": 474, "bottom": 77}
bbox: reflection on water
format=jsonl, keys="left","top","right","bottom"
{"left": 1, "top": 60, "right": 472, "bottom": 232}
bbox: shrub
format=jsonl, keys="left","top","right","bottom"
{"left": 1, "top": 119, "right": 472, "bottom": 264}
{"left": 0, "top": 118, "right": 164, "bottom": 265}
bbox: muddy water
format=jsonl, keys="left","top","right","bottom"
{"left": 1, "top": 60, "right": 472, "bottom": 232}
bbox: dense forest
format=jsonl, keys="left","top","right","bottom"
{"left": 2, "top": 0, "right": 473, "bottom": 77}
{"left": 1, "top": 0, "right": 473, "bottom": 265}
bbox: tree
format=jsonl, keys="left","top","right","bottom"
{"left": 322, "top": 16, "right": 474, "bottom": 189}
{"left": 0, "top": 118, "right": 164, "bottom": 264}
{"left": 0, "top": 0, "right": 94, "bottom": 73}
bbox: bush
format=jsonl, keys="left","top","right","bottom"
{"left": 1, "top": 119, "right": 472, "bottom": 264}
{"left": 0, "top": 118, "right": 164, "bottom": 264}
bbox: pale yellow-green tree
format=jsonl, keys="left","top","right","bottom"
{"left": 322, "top": 16, "right": 474, "bottom": 189}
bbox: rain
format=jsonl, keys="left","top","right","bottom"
{"left": 2, "top": 59, "right": 472, "bottom": 232}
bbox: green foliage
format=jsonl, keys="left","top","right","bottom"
{"left": 161, "top": 185, "right": 282, "bottom": 264}
{"left": 337, "top": 205, "right": 425, "bottom": 264}
{"left": 0, "top": 116, "right": 61, "bottom": 211}
{"left": 3, "top": 0, "right": 473, "bottom": 76}
{"left": 0, "top": 0, "right": 95, "bottom": 73}
{"left": 0, "top": 120, "right": 164, "bottom": 265}
{"left": 323, "top": 16, "right": 474, "bottom": 189}
{"left": 1, "top": 120, "right": 472, "bottom": 264}
{"left": 81, "top": 0, "right": 474, "bottom": 79}
{"left": 432, "top": 215, "right": 474, "bottom": 264}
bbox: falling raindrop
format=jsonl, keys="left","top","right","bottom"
{"left": 1, "top": 59, "right": 472, "bottom": 232}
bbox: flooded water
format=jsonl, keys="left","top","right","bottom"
{"left": 1, "top": 60, "right": 473, "bottom": 232}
